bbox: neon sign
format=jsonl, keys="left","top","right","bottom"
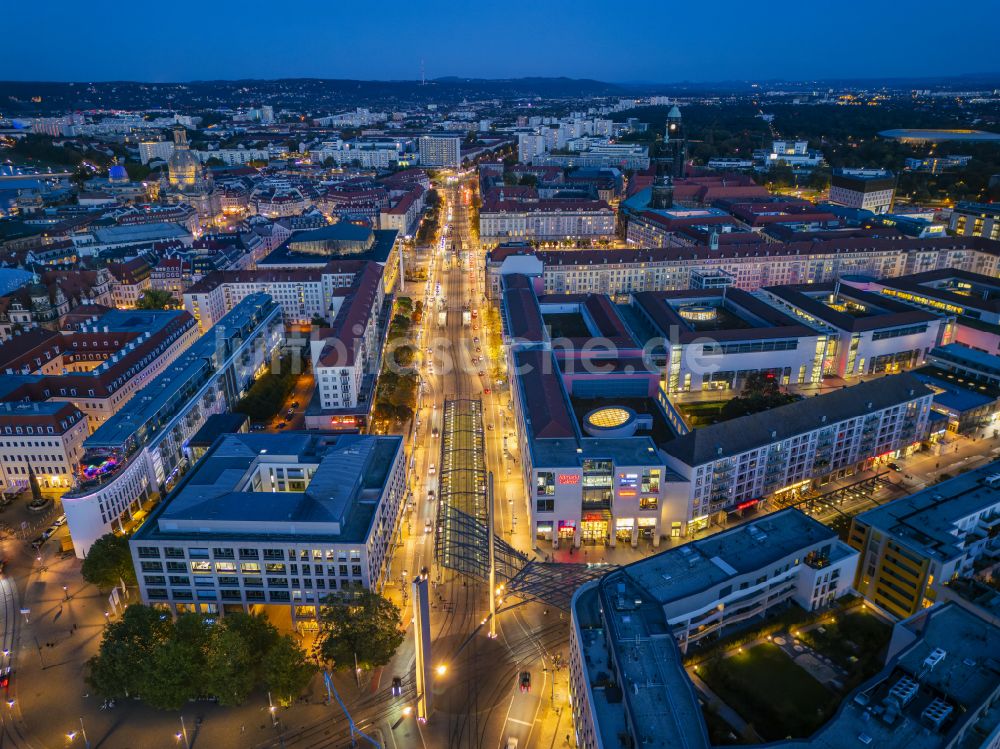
{"left": 558, "top": 474, "right": 580, "bottom": 485}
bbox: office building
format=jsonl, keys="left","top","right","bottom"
{"left": 662, "top": 374, "right": 933, "bottom": 533}
{"left": 853, "top": 269, "right": 1000, "bottom": 355}
{"left": 569, "top": 508, "right": 858, "bottom": 749}
{"left": 61, "top": 294, "right": 284, "bottom": 557}
{"left": 762, "top": 282, "right": 951, "bottom": 378}
{"left": 829, "top": 168, "right": 896, "bottom": 214}
{"left": 849, "top": 460, "right": 1000, "bottom": 619}
{"left": 631, "top": 288, "right": 826, "bottom": 393}
{"left": 130, "top": 431, "right": 406, "bottom": 626}
{"left": 418, "top": 135, "right": 462, "bottom": 168}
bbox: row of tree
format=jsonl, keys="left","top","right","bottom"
{"left": 86, "top": 588, "right": 406, "bottom": 710}
{"left": 87, "top": 606, "right": 313, "bottom": 709}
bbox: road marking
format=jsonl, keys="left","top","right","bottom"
{"left": 506, "top": 718, "right": 534, "bottom": 727}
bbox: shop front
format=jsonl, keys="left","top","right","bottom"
{"left": 581, "top": 512, "right": 609, "bottom": 545}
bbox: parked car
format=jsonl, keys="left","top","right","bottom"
{"left": 53, "top": 514, "right": 66, "bottom": 527}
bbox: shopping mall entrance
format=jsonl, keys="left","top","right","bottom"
{"left": 581, "top": 511, "right": 610, "bottom": 545}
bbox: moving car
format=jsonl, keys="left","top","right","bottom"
{"left": 428, "top": 463, "right": 436, "bottom": 474}
{"left": 519, "top": 671, "right": 531, "bottom": 692}
{"left": 424, "top": 519, "right": 433, "bottom": 534}
{"left": 391, "top": 676, "right": 403, "bottom": 696}
{"left": 888, "top": 462, "right": 902, "bottom": 472}
{"left": 506, "top": 740, "right": 518, "bottom": 749}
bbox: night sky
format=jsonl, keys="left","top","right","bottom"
{"left": 3, "top": 0, "right": 997, "bottom": 83}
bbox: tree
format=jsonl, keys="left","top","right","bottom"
{"left": 315, "top": 590, "right": 404, "bottom": 671}
{"left": 142, "top": 615, "right": 210, "bottom": 709}
{"left": 87, "top": 604, "right": 175, "bottom": 700}
{"left": 263, "top": 634, "right": 315, "bottom": 704}
{"left": 136, "top": 289, "right": 178, "bottom": 310}
{"left": 720, "top": 371, "right": 800, "bottom": 420}
{"left": 81, "top": 533, "right": 137, "bottom": 590}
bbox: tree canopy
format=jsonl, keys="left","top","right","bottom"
{"left": 80, "top": 533, "right": 137, "bottom": 590}
{"left": 87, "top": 606, "right": 314, "bottom": 709}
{"left": 135, "top": 289, "right": 178, "bottom": 310}
{"left": 721, "top": 371, "right": 801, "bottom": 420}
{"left": 314, "top": 590, "right": 404, "bottom": 671}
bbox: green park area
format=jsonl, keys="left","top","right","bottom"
{"left": 699, "top": 643, "right": 838, "bottom": 741}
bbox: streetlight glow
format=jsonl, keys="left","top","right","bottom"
{"left": 436, "top": 664, "right": 447, "bottom": 676}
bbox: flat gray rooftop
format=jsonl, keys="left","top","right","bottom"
{"left": 854, "top": 459, "right": 1000, "bottom": 562}
{"left": 133, "top": 432, "right": 401, "bottom": 544}
{"left": 625, "top": 508, "right": 837, "bottom": 607}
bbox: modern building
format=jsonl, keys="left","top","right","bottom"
{"left": 569, "top": 508, "right": 859, "bottom": 749}
{"left": 138, "top": 140, "right": 175, "bottom": 165}
{"left": 130, "top": 431, "right": 406, "bottom": 627}
{"left": 853, "top": 269, "right": 1000, "bottom": 356}
{"left": 829, "top": 168, "right": 897, "bottom": 214}
{"left": 662, "top": 374, "right": 934, "bottom": 533}
{"left": 418, "top": 135, "right": 461, "bottom": 168}
{"left": 631, "top": 288, "right": 826, "bottom": 393}
{"left": 849, "top": 460, "right": 1000, "bottom": 619}
{"left": 61, "top": 293, "right": 284, "bottom": 557}
{"left": 927, "top": 343, "right": 1000, "bottom": 388}
{"left": 949, "top": 201, "right": 1000, "bottom": 240}
{"left": 762, "top": 282, "right": 951, "bottom": 378}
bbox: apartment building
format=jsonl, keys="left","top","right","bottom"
{"left": 949, "top": 201, "right": 1000, "bottom": 240}
{"left": 849, "top": 460, "right": 1000, "bottom": 619}
{"left": 479, "top": 190, "right": 615, "bottom": 247}
{"left": 418, "top": 135, "right": 461, "bottom": 168}
{"left": 662, "top": 374, "right": 933, "bottom": 533}
{"left": 484, "top": 237, "right": 1000, "bottom": 300}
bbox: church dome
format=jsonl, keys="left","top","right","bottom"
{"left": 167, "top": 127, "right": 202, "bottom": 192}
{"left": 108, "top": 163, "right": 129, "bottom": 183}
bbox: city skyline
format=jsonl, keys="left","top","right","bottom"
{"left": 3, "top": 0, "right": 999, "bottom": 83}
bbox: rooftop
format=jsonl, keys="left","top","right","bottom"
{"left": 663, "top": 373, "right": 932, "bottom": 466}
{"left": 853, "top": 459, "right": 1000, "bottom": 563}
{"left": 133, "top": 432, "right": 402, "bottom": 543}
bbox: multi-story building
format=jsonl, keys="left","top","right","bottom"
{"left": 850, "top": 269, "right": 1000, "bottom": 355}
{"left": 762, "top": 282, "right": 951, "bottom": 378}
{"left": 418, "top": 135, "right": 462, "bottom": 168}
{"left": 183, "top": 259, "right": 379, "bottom": 330}
{"left": 310, "top": 264, "right": 385, "bottom": 412}
{"left": 130, "top": 431, "right": 406, "bottom": 626}
{"left": 138, "top": 140, "right": 175, "bottom": 165}
{"left": 849, "top": 460, "right": 1000, "bottom": 619}
{"left": 662, "top": 373, "right": 933, "bottom": 532}
{"left": 631, "top": 288, "right": 826, "bottom": 393}
{"left": 61, "top": 294, "right": 284, "bottom": 557}
{"left": 829, "top": 168, "right": 897, "bottom": 214}
{"left": 569, "top": 508, "right": 858, "bottom": 749}
{"left": 378, "top": 185, "right": 425, "bottom": 237}
{"left": 949, "top": 201, "right": 1000, "bottom": 240}
{"left": 479, "top": 190, "right": 615, "bottom": 247}
{"left": 0, "top": 401, "right": 89, "bottom": 493}
{"left": 517, "top": 133, "right": 546, "bottom": 163}
{"left": 484, "top": 237, "right": 1000, "bottom": 301}
{"left": 107, "top": 258, "right": 152, "bottom": 309}
{"left": 0, "top": 309, "right": 200, "bottom": 432}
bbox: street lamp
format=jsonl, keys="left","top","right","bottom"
{"left": 435, "top": 664, "right": 447, "bottom": 676}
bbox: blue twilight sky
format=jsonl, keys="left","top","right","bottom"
{"left": 2, "top": 0, "right": 997, "bottom": 83}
